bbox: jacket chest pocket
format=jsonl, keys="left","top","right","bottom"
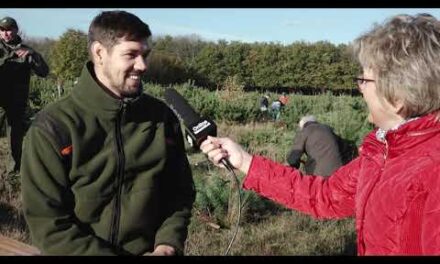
{"left": 123, "top": 122, "right": 167, "bottom": 174}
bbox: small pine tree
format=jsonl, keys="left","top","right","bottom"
{"left": 50, "top": 29, "right": 88, "bottom": 84}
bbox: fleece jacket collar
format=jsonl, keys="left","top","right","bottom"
{"left": 72, "top": 61, "right": 143, "bottom": 120}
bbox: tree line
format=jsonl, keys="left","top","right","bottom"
{"left": 24, "top": 29, "right": 361, "bottom": 93}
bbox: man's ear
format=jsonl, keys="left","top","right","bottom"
{"left": 90, "top": 41, "right": 105, "bottom": 65}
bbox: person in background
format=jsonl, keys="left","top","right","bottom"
{"left": 200, "top": 13, "right": 440, "bottom": 255}
{"left": 270, "top": 99, "right": 282, "bottom": 121}
{"left": 286, "top": 115, "right": 343, "bottom": 177}
{"left": 0, "top": 16, "right": 49, "bottom": 176}
{"left": 21, "top": 10, "right": 195, "bottom": 256}
{"left": 279, "top": 92, "right": 289, "bottom": 108}
{"left": 260, "top": 94, "right": 269, "bottom": 113}
{"left": 259, "top": 94, "right": 270, "bottom": 120}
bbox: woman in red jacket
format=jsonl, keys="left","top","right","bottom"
{"left": 201, "top": 13, "right": 440, "bottom": 255}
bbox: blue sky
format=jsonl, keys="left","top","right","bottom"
{"left": 2, "top": 8, "right": 440, "bottom": 45}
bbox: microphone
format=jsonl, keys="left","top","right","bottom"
{"left": 164, "top": 88, "right": 234, "bottom": 170}
{"left": 164, "top": 88, "right": 217, "bottom": 149}
{"left": 164, "top": 88, "right": 240, "bottom": 256}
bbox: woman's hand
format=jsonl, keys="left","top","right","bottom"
{"left": 200, "top": 136, "right": 253, "bottom": 174}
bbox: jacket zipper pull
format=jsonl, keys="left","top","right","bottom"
{"left": 120, "top": 99, "right": 129, "bottom": 121}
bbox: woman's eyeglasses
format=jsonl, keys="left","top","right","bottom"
{"left": 353, "top": 77, "right": 375, "bottom": 88}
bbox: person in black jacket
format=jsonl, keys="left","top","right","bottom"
{"left": 0, "top": 16, "right": 49, "bottom": 175}
{"left": 286, "top": 115, "right": 343, "bottom": 177}
{"left": 259, "top": 94, "right": 269, "bottom": 112}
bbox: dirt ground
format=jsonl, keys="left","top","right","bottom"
{"left": 0, "top": 137, "right": 30, "bottom": 244}
{"left": 0, "top": 138, "right": 9, "bottom": 183}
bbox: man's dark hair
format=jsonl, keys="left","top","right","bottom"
{"left": 88, "top": 10, "right": 152, "bottom": 54}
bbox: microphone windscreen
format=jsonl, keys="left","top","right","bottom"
{"left": 164, "top": 88, "right": 201, "bottom": 127}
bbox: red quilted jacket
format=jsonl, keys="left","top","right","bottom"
{"left": 243, "top": 113, "right": 440, "bottom": 255}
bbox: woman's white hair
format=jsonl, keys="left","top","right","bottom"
{"left": 351, "top": 13, "right": 440, "bottom": 118}
{"left": 299, "top": 115, "right": 317, "bottom": 130}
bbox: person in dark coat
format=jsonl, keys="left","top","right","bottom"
{"left": 286, "top": 115, "right": 343, "bottom": 177}
{"left": 0, "top": 16, "right": 49, "bottom": 174}
{"left": 259, "top": 94, "right": 269, "bottom": 112}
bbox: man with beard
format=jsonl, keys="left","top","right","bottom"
{"left": 21, "top": 11, "right": 195, "bottom": 256}
{"left": 0, "top": 16, "right": 49, "bottom": 175}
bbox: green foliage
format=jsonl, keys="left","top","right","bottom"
{"left": 193, "top": 171, "right": 231, "bottom": 224}
{"left": 28, "top": 76, "right": 76, "bottom": 113}
{"left": 143, "top": 50, "right": 188, "bottom": 85}
{"left": 280, "top": 92, "right": 372, "bottom": 138}
{"left": 245, "top": 43, "right": 285, "bottom": 87}
{"left": 49, "top": 29, "right": 88, "bottom": 82}
{"left": 240, "top": 191, "right": 286, "bottom": 223}
{"left": 25, "top": 33, "right": 362, "bottom": 92}
{"left": 28, "top": 76, "right": 57, "bottom": 112}
{"left": 154, "top": 34, "right": 208, "bottom": 66}
{"left": 239, "top": 129, "right": 281, "bottom": 150}
{"left": 190, "top": 39, "right": 360, "bottom": 90}
{"left": 318, "top": 98, "right": 372, "bottom": 145}
{"left": 192, "top": 163, "right": 284, "bottom": 227}
{"left": 194, "top": 42, "right": 230, "bottom": 87}
{"left": 144, "top": 81, "right": 261, "bottom": 123}
{"left": 144, "top": 82, "right": 371, "bottom": 140}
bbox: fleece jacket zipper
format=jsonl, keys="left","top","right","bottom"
{"left": 109, "top": 101, "right": 127, "bottom": 246}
